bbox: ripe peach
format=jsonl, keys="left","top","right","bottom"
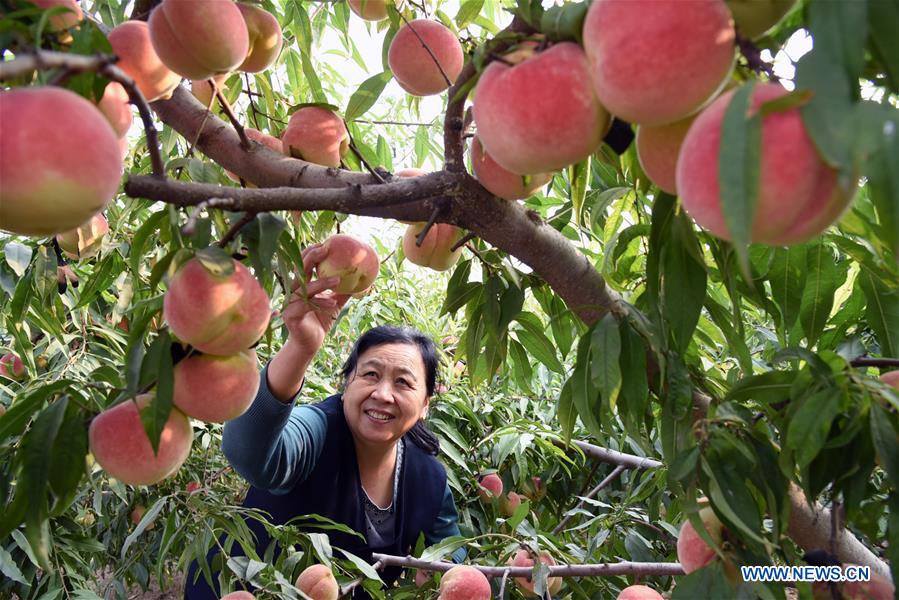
{"left": 583, "top": 0, "right": 736, "bottom": 126}
{"left": 499, "top": 491, "right": 523, "bottom": 517}
{"left": 315, "top": 234, "right": 380, "bottom": 295}
{"left": 618, "top": 584, "right": 664, "bottom": 600}
{"left": 0, "top": 353, "right": 25, "bottom": 381}
{"left": 676, "top": 506, "right": 724, "bottom": 573}
{"left": 472, "top": 42, "right": 610, "bottom": 175}
{"left": 56, "top": 213, "right": 108, "bottom": 260}
{"left": 163, "top": 257, "right": 271, "bottom": 356}
{"left": 727, "top": 0, "right": 797, "bottom": 40}
{"left": 97, "top": 82, "right": 133, "bottom": 138}
{"left": 88, "top": 394, "right": 193, "bottom": 486}
{"left": 295, "top": 564, "right": 339, "bottom": 600}
{"left": 676, "top": 83, "right": 853, "bottom": 245}
{"left": 881, "top": 371, "right": 899, "bottom": 390}
{"left": 478, "top": 473, "right": 503, "bottom": 503}
{"left": 237, "top": 3, "right": 283, "bottom": 73}
{"left": 470, "top": 136, "right": 552, "bottom": 200}
{"left": 32, "top": 0, "right": 82, "bottom": 32}
{"left": 130, "top": 504, "right": 145, "bottom": 524}
{"left": 388, "top": 19, "right": 463, "bottom": 96}
{"left": 403, "top": 223, "right": 464, "bottom": 271}
{"left": 282, "top": 106, "right": 348, "bottom": 168}
{"left": 0, "top": 87, "right": 122, "bottom": 237}
{"left": 219, "top": 593, "right": 255, "bottom": 600}
{"left": 414, "top": 569, "right": 432, "bottom": 588}
{"left": 108, "top": 21, "right": 181, "bottom": 102}
{"left": 186, "top": 481, "right": 202, "bottom": 494}
{"left": 508, "top": 549, "right": 561, "bottom": 597}
{"left": 148, "top": 0, "right": 250, "bottom": 80}
{"left": 348, "top": 0, "right": 391, "bottom": 21}
{"left": 173, "top": 349, "right": 260, "bottom": 422}
{"left": 636, "top": 115, "right": 696, "bottom": 195}
{"left": 438, "top": 565, "right": 491, "bottom": 600}
{"left": 190, "top": 73, "right": 231, "bottom": 108}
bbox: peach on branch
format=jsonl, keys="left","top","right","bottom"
{"left": 499, "top": 491, "right": 523, "bottom": 517}
{"left": 97, "top": 82, "right": 133, "bottom": 138}
{"left": 88, "top": 394, "right": 193, "bottom": 486}
{"left": 438, "top": 565, "right": 491, "bottom": 600}
{"left": 727, "top": 0, "right": 797, "bottom": 40}
{"left": 295, "top": 564, "right": 339, "bottom": 600}
{"left": 173, "top": 349, "right": 260, "bottom": 422}
{"left": 315, "top": 234, "right": 380, "bottom": 295}
{"left": 583, "top": 0, "right": 736, "bottom": 126}
{"left": 282, "top": 106, "right": 349, "bottom": 168}
{"left": 148, "top": 0, "right": 250, "bottom": 80}
{"left": 348, "top": 0, "right": 391, "bottom": 21}
{"left": 470, "top": 137, "right": 552, "bottom": 201}
{"left": 32, "top": 0, "right": 83, "bottom": 32}
{"left": 636, "top": 115, "right": 696, "bottom": 195}
{"left": 403, "top": 223, "right": 464, "bottom": 272}
{"left": 237, "top": 3, "right": 283, "bottom": 73}
{"left": 618, "top": 584, "right": 664, "bottom": 600}
{"left": 508, "top": 549, "right": 562, "bottom": 597}
{"left": 56, "top": 213, "right": 109, "bottom": 260}
{"left": 388, "top": 19, "right": 463, "bottom": 96}
{"left": 478, "top": 473, "right": 503, "bottom": 503}
{"left": 881, "top": 371, "right": 899, "bottom": 390}
{"left": 0, "top": 353, "right": 25, "bottom": 381}
{"left": 186, "top": 481, "right": 202, "bottom": 494}
{"left": 0, "top": 87, "right": 122, "bottom": 237}
{"left": 163, "top": 257, "right": 272, "bottom": 356}
{"left": 472, "top": 42, "right": 610, "bottom": 175}
{"left": 676, "top": 83, "right": 853, "bottom": 246}
{"left": 108, "top": 21, "right": 181, "bottom": 102}
{"left": 677, "top": 505, "right": 725, "bottom": 573}
{"left": 190, "top": 73, "right": 231, "bottom": 109}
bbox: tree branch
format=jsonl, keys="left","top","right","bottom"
{"left": 553, "top": 465, "right": 626, "bottom": 535}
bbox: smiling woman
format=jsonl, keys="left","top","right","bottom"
{"left": 183, "top": 244, "right": 463, "bottom": 600}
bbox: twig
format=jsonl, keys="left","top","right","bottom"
{"left": 180, "top": 198, "right": 234, "bottom": 236}
{"left": 553, "top": 465, "right": 626, "bottom": 534}
{"left": 450, "top": 232, "right": 475, "bottom": 252}
{"left": 415, "top": 206, "right": 443, "bottom": 246}
{"left": 352, "top": 119, "right": 440, "bottom": 127}
{"left": 339, "top": 559, "right": 384, "bottom": 597}
{"left": 243, "top": 72, "right": 261, "bottom": 130}
{"left": 498, "top": 568, "right": 511, "bottom": 597}
{"left": 348, "top": 138, "right": 387, "bottom": 183}
{"left": 736, "top": 34, "right": 780, "bottom": 82}
{"left": 552, "top": 439, "right": 663, "bottom": 470}
{"left": 850, "top": 357, "right": 899, "bottom": 368}
{"left": 217, "top": 212, "right": 257, "bottom": 248}
{"left": 214, "top": 83, "right": 250, "bottom": 148}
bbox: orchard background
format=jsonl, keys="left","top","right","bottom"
{"left": 0, "top": 0, "right": 898, "bottom": 598}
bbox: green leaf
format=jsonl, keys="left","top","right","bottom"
{"left": 786, "top": 387, "right": 842, "bottom": 468}
{"left": 868, "top": 0, "right": 899, "bottom": 93}
{"left": 138, "top": 331, "right": 174, "bottom": 454}
{"left": 871, "top": 402, "right": 899, "bottom": 490}
{"left": 726, "top": 371, "right": 797, "bottom": 404}
{"left": 540, "top": 0, "right": 589, "bottom": 43}
{"left": 344, "top": 71, "right": 392, "bottom": 122}
{"left": 121, "top": 498, "right": 167, "bottom": 559}
{"left": 865, "top": 115, "right": 899, "bottom": 261}
{"left": 570, "top": 334, "right": 603, "bottom": 440}
{"left": 514, "top": 313, "right": 564, "bottom": 373}
{"left": 0, "top": 544, "right": 29, "bottom": 586}
{"left": 718, "top": 81, "right": 761, "bottom": 275}
{"left": 617, "top": 319, "right": 648, "bottom": 427}
{"left": 799, "top": 243, "right": 848, "bottom": 347}
{"left": 858, "top": 268, "right": 899, "bottom": 358}
{"left": 590, "top": 314, "right": 622, "bottom": 411}
{"left": 47, "top": 400, "right": 87, "bottom": 514}
{"left": 130, "top": 211, "right": 168, "bottom": 277}
{"left": 768, "top": 245, "right": 807, "bottom": 333}
{"left": 454, "top": 0, "right": 485, "bottom": 28}
{"left": 567, "top": 157, "right": 590, "bottom": 227}
{"left": 661, "top": 213, "right": 707, "bottom": 353}
{"left": 4, "top": 241, "right": 32, "bottom": 276}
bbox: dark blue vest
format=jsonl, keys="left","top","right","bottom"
{"left": 184, "top": 394, "right": 448, "bottom": 599}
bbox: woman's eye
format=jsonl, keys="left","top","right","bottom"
{"left": 397, "top": 379, "right": 410, "bottom": 387}
{"left": 364, "top": 371, "right": 377, "bottom": 377}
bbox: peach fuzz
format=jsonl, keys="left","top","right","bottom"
{"left": 636, "top": 115, "right": 696, "bottom": 195}
{"left": 470, "top": 136, "right": 552, "bottom": 200}
{"left": 881, "top": 371, "right": 899, "bottom": 390}
{"left": 148, "top": 0, "right": 249, "bottom": 80}
{"left": 0, "top": 353, "right": 25, "bottom": 380}
{"left": 583, "top": 0, "right": 735, "bottom": 126}
{"left": 0, "top": 87, "right": 122, "bottom": 237}
{"left": 316, "top": 234, "right": 380, "bottom": 295}
{"left": 508, "top": 549, "right": 561, "bottom": 597}
{"left": 348, "top": 0, "right": 391, "bottom": 21}
{"left": 97, "top": 82, "right": 133, "bottom": 138}
{"left": 295, "top": 564, "right": 339, "bottom": 600}
{"left": 88, "top": 394, "right": 193, "bottom": 486}
{"left": 438, "top": 565, "right": 491, "bottom": 600}
{"left": 108, "top": 21, "right": 181, "bottom": 102}
{"left": 618, "top": 584, "right": 664, "bottom": 600}
{"left": 388, "top": 19, "right": 463, "bottom": 96}
{"left": 219, "top": 593, "right": 256, "bottom": 600}
{"left": 472, "top": 42, "right": 610, "bottom": 175}
{"left": 237, "top": 3, "right": 283, "bottom": 73}
{"left": 676, "top": 506, "right": 724, "bottom": 573}
{"left": 403, "top": 223, "right": 464, "bottom": 272}
{"left": 282, "top": 106, "right": 349, "bottom": 168}
{"left": 676, "top": 83, "right": 853, "bottom": 246}
{"left": 173, "top": 350, "right": 260, "bottom": 423}
{"left": 56, "top": 213, "right": 109, "bottom": 260}
{"left": 478, "top": 473, "right": 503, "bottom": 503}
{"left": 163, "top": 258, "right": 271, "bottom": 356}
{"left": 32, "top": 0, "right": 82, "bottom": 32}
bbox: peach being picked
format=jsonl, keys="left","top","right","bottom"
{"left": 470, "top": 136, "right": 552, "bottom": 200}
{"left": 88, "top": 394, "right": 193, "bottom": 486}
{"left": 148, "top": 0, "right": 250, "bottom": 80}
{"left": 108, "top": 21, "right": 181, "bottom": 102}
{"left": 388, "top": 19, "right": 463, "bottom": 96}
{"left": 438, "top": 565, "right": 491, "bottom": 600}
{"left": 315, "top": 234, "right": 380, "bottom": 295}
{"left": 472, "top": 42, "right": 610, "bottom": 175}
{"left": 163, "top": 257, "right": 272, "bottom": 356}
{"left": 295, "top": 564, "right": 339, "bottom": 600}
{"left": 403, "top": 223, "right": 464, "bottom": 272}
{"left": 282, "top": 106, "right": 349, "bottom": 168}
{"left": 237, "top": 3, "right": 283, "bottom": 73}
{"left": 56, "top": 213, "right": 109, "bottom": 260}
{"left": 676, "top": 83, "right": 853, "bottom": 246}
{"left": 583, "top": 0, "right": 736, "bottom": 126}
{"left": 173, "top": 350, "right": 260, "bottom": 423}
{"left": 0, "top": 87, "right": 122, "bottom": 237}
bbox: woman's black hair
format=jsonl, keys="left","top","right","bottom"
{"left": 340, "top": 325, "right": 441, "bottom": 455}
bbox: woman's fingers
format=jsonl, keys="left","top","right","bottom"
{"left": 300, "top": 243, "right": 327, "bottom": 281}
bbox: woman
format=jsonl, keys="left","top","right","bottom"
{"left": 184, "top": 244, "right": 464, "bottom": 598}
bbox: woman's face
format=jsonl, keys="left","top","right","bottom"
{"left": 342, "top": 342, "right": 430, "bottom": 449}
